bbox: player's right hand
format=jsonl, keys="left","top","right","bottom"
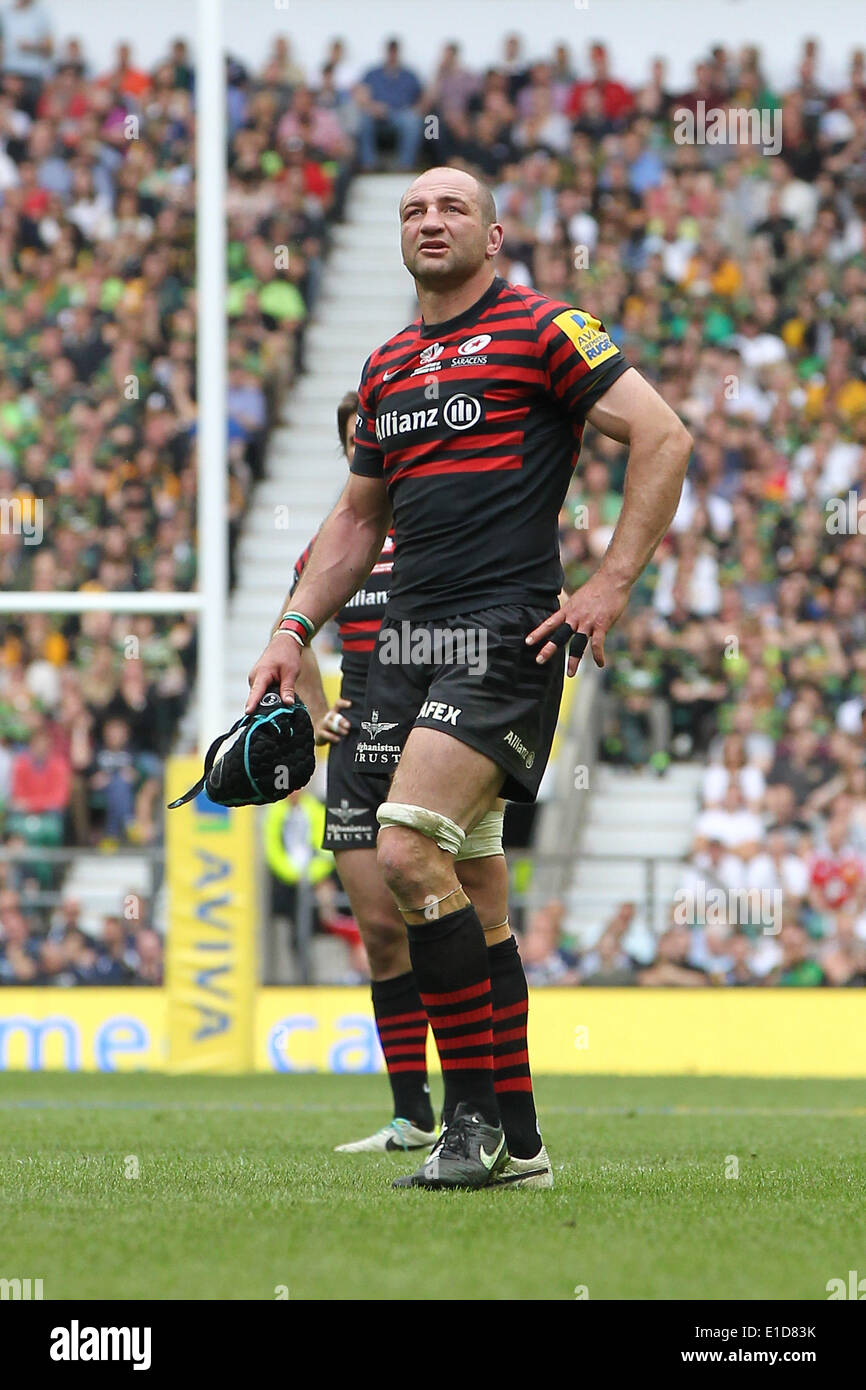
{"left": 525, "top": 570, "right": 631, "bottom": 672}
{"left": 314, "top": 697, "right": 352, "bottom": 746}
{"left": 246, "top": 633, "right": 302, "bottom": 712}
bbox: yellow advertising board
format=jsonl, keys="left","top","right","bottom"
{"left": 0, "top": 989, "right": 165, "bottom": 1070}
{"left": 164, "top": 757, "right": 257, "bottom": 1072}
{"left": 255, "top": 987, "right": 866, "bottom": 1078}
{"left": 0, "top": 987, "right": 864, "bottom": 1076}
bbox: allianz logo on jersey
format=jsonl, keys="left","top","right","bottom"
{"left": 375, "top": 394, "right": 483, "bottom": 441}
{"left": 344, "top": 588, "right": 388, "bottom": 608}
{"left": 503, "top": 729, "right": 536, "bottom": 769}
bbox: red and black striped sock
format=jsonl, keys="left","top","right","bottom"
{"left": 371, "top": 972, "right": 435, "bottom": 1130}
{"left": 488, "top": 934, "right": 541, "bottom": 1158}
{"left": 407, "top": 904, "right": 499, "bottom": 1128}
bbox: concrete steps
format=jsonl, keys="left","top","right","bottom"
{"left": 564, "top": 763, "right": 703, "bottom": 942}
{"left": 61, "top": 853, "right": 158, "bottom": 939}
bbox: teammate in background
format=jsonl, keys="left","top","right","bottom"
{"left": 291, "top": 392, "right": 552, "bottom": 1184}
{"left": 249, "top": 167, "right": 691, "bottom": 1189}
{"left": 291, "top": 393, "right": 433, "bottom": 1154}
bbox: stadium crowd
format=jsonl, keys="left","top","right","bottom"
{"left": 1, "top": 17, "right": 864, "bottom": 984}
{"left": 0, "top": 14, "right": 348, "bottom": 981}
{"left": 0, "top": 882, "right": 162, "bottom": 984}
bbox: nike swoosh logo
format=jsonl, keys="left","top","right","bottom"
{"left": 382, "top": 367, "right": 399, "bottom": 381}
{"left": 386, "top": 1134, "right": 432, "bottom": 1151}
{"left": 493, "top": 1166, "right": 548, "bottom": 1184}
{"left": 479, "top": 1136, "right": 505, "bottom": 1170}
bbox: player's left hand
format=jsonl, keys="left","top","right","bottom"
{"left": 526, "top": 572, "right": 632, "bottom": 673}
{"left": 314, "top": 697, "right": 352, "bottom": 747}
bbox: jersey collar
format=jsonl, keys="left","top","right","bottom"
{"left": 418, "top": 275, "right": 505, "bottom": 339}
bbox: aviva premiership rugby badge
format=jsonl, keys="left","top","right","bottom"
{"left": 552, "top": 309, "right": 619, "bottom": 368}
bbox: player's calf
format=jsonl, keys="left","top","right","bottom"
{"left": 377, "top": 813, "right": 502, "bottom": 1136}
{"left": 457, "top": 850, "right": 550, "bottom": 1173}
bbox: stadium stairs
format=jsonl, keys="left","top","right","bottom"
{"left": 61, "top": 852, "right": 158, "bottom": 939}
{"left": 534, "top": 664, "right": 703, "bottom": 945}
{"left": 565, "top": 761, "right": 704, "bottom": 945}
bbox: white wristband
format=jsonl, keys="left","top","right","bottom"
{"left": 273, "top": 628, "right": 304, "bottom": 649}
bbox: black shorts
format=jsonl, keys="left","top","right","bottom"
{"left": 323, "top": 722, "right": 390, "bottom": 852}
{"left": 353, "top": 603, "right": 566, "bottom": 804}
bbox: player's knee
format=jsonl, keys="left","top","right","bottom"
{"left": 376, "top": 826, "right": 434, "bottom": 901}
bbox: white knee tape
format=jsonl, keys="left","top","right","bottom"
{"left": 454, "top": 809, "right": 505, "bottom": 862}
{"left": 376, "top": 802, "right": 466, "bottom": 856}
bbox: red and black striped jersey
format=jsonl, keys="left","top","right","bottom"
{"left": 350, "top": 275, "right": 630, "bottom": 618}
{"left": 292, "top": 529, "right": 395, "bottom": 686}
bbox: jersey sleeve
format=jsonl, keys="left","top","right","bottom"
{"left": 349, "top": 355, "right": 384, "bottom": 478}
{"left": 536, "top": 304, "right": 631, "bottom": 419}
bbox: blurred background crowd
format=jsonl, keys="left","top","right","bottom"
{"left": 0, "top": 5, "right": 863, "bottom": 984}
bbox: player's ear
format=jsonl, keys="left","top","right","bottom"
{"left": 486, "top": 222, "right": 504, "bottom": 258}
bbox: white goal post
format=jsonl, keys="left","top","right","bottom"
{"left": 0, "top": 0, "right": 227, "bottom": 759}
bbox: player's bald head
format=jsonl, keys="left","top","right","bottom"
{"left": 399, "top": 167, "right": 497, "bottom": 227}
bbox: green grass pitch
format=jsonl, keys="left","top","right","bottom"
{"left": 1, "top": 1073, "right": 863, "bottom": 1301}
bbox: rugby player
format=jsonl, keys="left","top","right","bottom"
{"left": 248, "top": 166, "right": 691, "bottom": 1189}
{"left": 290, "top": 391, "right": 552, "bottom": 1184}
